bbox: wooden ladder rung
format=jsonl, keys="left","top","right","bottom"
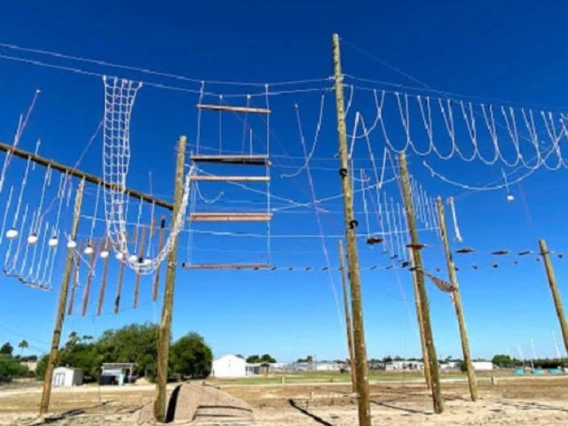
{"left": 191, "top": 175, "right": 270, "bottom": 182}
{"left": 182, "top": 263, "right": 273, "bottom": 270}
{"left": 189, "top": 212, "right": 272, "bottom": 222}
{"left": 190, "top": 154, "right": 270, "bottom": 166}
{"left": 197, "top": 104, "right": 271, "bottom": 114}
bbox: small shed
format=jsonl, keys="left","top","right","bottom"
{"left": 472, "top": 361, "right": 494, "bottom": 371}
{"left": 53, "top": 367, "right": 83, "bottom": 387}
{"left": 100, "top": 363, "right": 138, "bottom": 386}
{"left": 212, "top": 355, "right": 246, "bottom": 378}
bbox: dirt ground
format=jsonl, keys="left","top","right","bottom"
{"left": 1, "top": 376, "right": 568, "bottom": 425}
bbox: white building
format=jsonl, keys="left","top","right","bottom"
{"left": 211, "top": 355, "right": 247, "bottom": 378}
{"left": 314, "top": 362, "right": 341, "bottom": 372}
{"left": 52, "top": 367, "right": 83, "bottom": 387}
{"left": 385, "top": 361, "right": 424, "bottom": 371}
{"left": 472, "top": 361, "right": 494, "bottom": 371}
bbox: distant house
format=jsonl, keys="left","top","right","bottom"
{"left": 385, "top": 361, "right": 423, "bottom": 371}
{"left": 439, "top": 361, "right": 462, "bottom": 370}
{"left": 211, "top": 355, "right": 247, "bottom": 378}
{"left": 53, "top": 367, "right": 83, "bottom": 387}
{"left": 472, "top": 361, "right": 494, "bottom": 371}
{"left": 314, "top": 362, "right": 341, "bottom": 372}
{"left": 100, "top": 363, "right": 138, "bottom": 385}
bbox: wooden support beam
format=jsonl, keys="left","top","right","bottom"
{"left": 339, "top": 241, "right": 357, "bottom": 393}
{"left": 190, "top": 154, "right": 270, "bottom": 166}
{"left": 0, "top": 141, "right": 173, "bottom": 210}
{"left": 188, "top": 212, "right": 272, "bottom": 222}
{"left": 399, "top": 152, "right": 444, "bottom": 414}
{"left": 40, "top": 180, "right": 84, "bottom": 415}
{"left": 539, "top": 239, "right": 568, "bottom": 357}
{"left": 181, "top": 263, "right": 272, "bottom": 270}
{"left": 133, "top": 225, "right": 147, "bottom": 309}
{"left": 67, "top": 241, "right": 83, "bottom": 316}
{"left": 154, "top": 136, "right": 186, "bottom": 422}
{"left": 197, "top": 103, "right": 271, "bottom": 114}
{"left": 152, "top": 217, "right": 166, "bottom": 302}
{"left": 332, "top": 34, "right": 372, "bottom": 426}
{"left": 97, "top": 238, "right": 110, "bottom": 316}
{"left": 436, "top": 197, "right": 477, "bottom": 402}
{"left": 81, "top": 241, "right": 98, "bottom": 317}
{"left": 190, "top": 175, "right": 270, "bottom": 182}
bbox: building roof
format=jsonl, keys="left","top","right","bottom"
{"left": 101, "top": 362, "right": 138, "bottom": 369}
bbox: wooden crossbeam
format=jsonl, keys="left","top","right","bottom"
{"left": 191, "top": 175, "right": 270, "bottom": 182}
{"left": 190, "top": 154, "right": 270, "bottom": 166}
{"left": 188, "top": 212, "right": 272, "bottom": 222}
{"left": 182, "top": 263, "right": 272, "bottom": 270}
{"left": 197, "top": 104, "right": 271, "bottom": 114}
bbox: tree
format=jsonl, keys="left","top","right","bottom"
{"left": 0, "top": 342, "right": 14, "bottom": 356}
{"left": 260, "top": 354, "right": 276, "bottom": 363}
{"left": 246, "top": 354, "right": 261, "bottom": 363}
{"left": 18, "top": 340, "right": 29, "bottom": 356}
{"left": 0, "top": 357, "right": 28, "bottom": 382}
{"left": 492, "top": 354, "right": 515, "bottom": 368}
{"left": 171, "top": 332, "right": 213, "bottom": 378}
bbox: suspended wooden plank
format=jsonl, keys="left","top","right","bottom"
{"left": 133, "top": 225, "right": 147, "bottom": 309}
{"left": 190, "top": 154, "right": 270, "bottom": 166}
{"left": 153, "top": 217, "right": 166, "bottom": 302}
{"left": 67, "top": 242, "right": 83, "bottom": 316}
{"left": 114, "top": 231, "right": 132, "bottom": 314}
{"left": 182, "top": 263, "right": 272, "bottom": 270}
{"left": 188, "top": 212, "right": 272, "bottom": 222}
{"left": 97, "top": 238, "right": 111, "bottom": 316}
{"left": 81, "top": 240, "right": 98, "bottom": 316}
{"left": 190, "top": 175, "right": 270, "bottom": 182}
{"left": 197, "top": 103, "right": 271, "bottom": 114}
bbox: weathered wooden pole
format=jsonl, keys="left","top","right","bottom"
{"left": 154, "top": 136, "right": 187, "bottom": 422}
{"left": 332, "top": 34, "right": 372, "bottom": 426}
{"left": 539, "top": 239, "right": 568, "bottom": 356}
{"left": 339, "top": 240, "right": 357, "bottom": 393}
{"left": 407, "top": 248, "right": 432, "bottom": 390}
{"left": 436, "top": 197, "right": 478, "bottom": 402}
{"left": 133, "top": 224, "right": 147, "bottom": 309}
{"left": 39, "top": 179, "right": 84, "bottom": 415}
{"left": 97, "top": 238, "right": 110, "bottom": 316}
{"left": 152, "top": 217, "right": 166, "bottom": 301}
{"left": 398, "top": 152, "right": 444, "bottom": 414}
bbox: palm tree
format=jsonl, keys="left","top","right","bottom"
{"left": 18, "top": 340, "right": 29, "bottom": 357}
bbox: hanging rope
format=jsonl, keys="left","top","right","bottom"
{"left": 447, "top": 196, "right": 463, "bottom": 243}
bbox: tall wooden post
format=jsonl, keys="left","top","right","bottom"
{"left": 398, "top": 152, "right": 444, "bottom": 414}
{"left": 539, "top": 239, "right": 568, "bottom": 356}
{"left": 332, "top": 34, "right": 372, "bottom": 426}
{"left": 436, "top": 197, "right": 478, "bottom": 402}
{"left": 339, "top": 240, "right": 357, "bottom": 392}
{"left": 154, "top": 136, "right": 187, "bottom": 422}
{"left": 407, "top": 248, "right": 432, "bottom": 390}
{"left": 39, "top": 180, "right": 84, "bottom": 415}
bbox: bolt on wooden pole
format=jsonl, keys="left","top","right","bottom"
{"left": 332, "top": 33, "right": 372, "bottom": 426}
{"left": 539, "top": 239, "right": 568, "bottom": 356}
{"left": 398, "top": 152, "right": 444, "bottom": 414}
{"left": 154, "top": 136, "right": 187, "bottom": 422}
{"left": 339, "top": 240, "right": 357, "bottom": 393}
{"left": 407, "top": 248, "right": 432, "bottom": 390}
{"left": 436, "top": 197, "right": 478, "bottom": 402}
{"left": 39, "top": 179, "right": 84, "bottom": 415}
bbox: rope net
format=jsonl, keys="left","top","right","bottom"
{"left": 102, "top": 76, "right": 195, "bottom": 274}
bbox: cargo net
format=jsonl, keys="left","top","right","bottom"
{"left": 103, "top": 76, "right": 194, "bottom": 274}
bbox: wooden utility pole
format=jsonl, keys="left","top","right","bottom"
{"left": 398, "top": 152, "right": 444, "bottom": 414}
{"left": 539, "top": 239, "right": 568, "bottom": 356}
{"left": 407, "top": 248, "right": 432, "bottom": 390}
{"left": 339, "top": 240, "right": 357, "bottom": 392}
{"left": 39, "top": 180, "right": 84, "bottom": 415}
{"left": 436, "top": 197, "right": 478, "bottom": 402}
{"left": 332, "top": 34, "right": 372, "bottom": 426}
{"left": 154, "top": 136, "right": 187, "bottom": 422}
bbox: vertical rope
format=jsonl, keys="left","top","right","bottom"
{"left": 447, "top": 197, "right": 463, "bottom": 243}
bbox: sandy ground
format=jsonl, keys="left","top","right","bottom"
{"left": 1, "top": 376, "right": 568, "bottom": 425}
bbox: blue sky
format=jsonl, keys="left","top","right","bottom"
{"left": 1, "top": 0, "right": 568, "bottom": 363}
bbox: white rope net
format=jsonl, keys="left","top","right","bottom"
{"left": 103, "top": 76, "right": 194, "bottom": 274}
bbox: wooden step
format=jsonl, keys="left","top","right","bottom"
{"left": 190, "top": 154, "right": 270, "bottom": 166}
{"left": 197, "top": 104, "right": 271, "bottom": 114}
{"left": 191, "top": 175, "right": 270, "bottom": 182}
{"left": 182, "top": 263, "right": 272, "bottom": 270}
{"left": 188, "top": 212, "right": 272, "bottom": 222}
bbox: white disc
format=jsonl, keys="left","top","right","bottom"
{"left": 27, "top": 234, "right": 38, "bottom": 245}
{"left": 115, "top": 252, "right": 125, "bottom": 260}
{"left": 100, "top": 250, "right": 110, "bottom": 259}
{"left": 128, "top": 254, "right": 138, "bottom": 263}
{"left": 6, "top": 228, "right": 18, "bottom": 239}
{"left": 84, "top": 245, "right": 94, "bottom": 255}
{"left": 143, "top": 258, "right": 152, "bottom": 266}
{"left": 506, "top": 194, "right": 515, "bottom": 202}
{"left": 48, "top": 237, "right": 59, "bottom": 247}
{"left": 67, "top": 240, "right": 77, "bottom": 249}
